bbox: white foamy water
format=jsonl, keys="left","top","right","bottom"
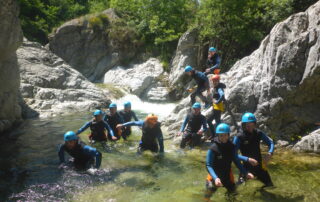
{"left": 115, "top": 94, "right": 176, "bottom": 121}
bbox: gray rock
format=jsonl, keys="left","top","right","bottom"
{"left": 293, "top": 129, "right": 320, "bottom": 153}
{"left": 276, "top": 140, "right": 290, "bottom": 148}
{"left": 103, "top": 58, "right": 164, "bottom": 97}
{"left": 221, "top": 1, "right": 320, "bottom": 140}
{"left": 48, "top": 9, "right": 137, "bottom": 81}
{"left": 0, "top": 0, "right": 23, "bottom": 134}
{"left": 18, "top": 39, "right": 111, "bottom": 117}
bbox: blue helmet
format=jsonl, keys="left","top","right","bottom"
{"left": 93, "top": 109, "right": 103, "bottom": 116}
{"left": 109, "top": 103, "right": 117, "bottom": 108}
{"left": 209, "top": 47, "right": 216, "bottom": 52}
{"left": 64, "top": 131, "right": 78, "bottom": 141}
{"left": 215, "top": 123, "right": 230, "bottom": 134}
{"left": 124, "top": 101, "right": 131, "bottom": 108}
{"left": 241, "top": 112, "right": 256, "bottom": 123}
{"left": 184, "top": 65, "right": 193, "bottom": 73}
{"left": 192, "top": 102, "right": 201, "bottom": 109}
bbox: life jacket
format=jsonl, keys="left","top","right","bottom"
{"left": 89, "top": 120, "right": 106, "bottom": 140}
{"left": 209, "top": 138, "right": 235, "bottom": 180}
{"left": 186, "top": 112, "right": 205, "bottom": 133}
{"left": 64, "top": 141, "right": 92, "bottom": 165}
{"left": 237, "top": 129, "right": 263, "bottom": 163}
{"left": 192, "top": 70, "right": 207, "bottom": 87}
{"left": 120, "top": 110, "right": 134, "bottom": 122}
{"left": 213, "top": 83, "right": 226, "bottom": 111}
{"left": 141, "top": 122, "right": 161, "bottom": 145}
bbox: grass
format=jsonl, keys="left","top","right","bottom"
{"left": 95, "top": 83, "right": 125, "bottom": 99}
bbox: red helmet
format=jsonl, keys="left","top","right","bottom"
{"left": 211, "top": 75, "right": 220, "bottom": 81}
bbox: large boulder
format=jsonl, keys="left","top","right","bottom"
{"left": 168, "top": 29, "right": 200, "bottom": 99}
{"left": 222, "top": 1, "right": 320, "bottom": 140}
{"left": 104, "top": 58, "right": 167, "bottom": 99}
{"left": 18, "top": 39, "right": 111, "bottom": 117}
{"left": 293, "top": 129, "right": 320, "bottom": 153}
{"left": 48, "top": 9, "right": 138, "bottom": 81}
{"left": 0, "top": 0, "right": 23, "bottom": 134}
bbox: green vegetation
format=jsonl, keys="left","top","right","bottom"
{"left": 95, "top": 83, "right": 125, "bottom": 99}
{"left": 19, "top": 0, "right": 318, "bottom": 68}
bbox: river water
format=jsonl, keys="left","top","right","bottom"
{"left": 0, "top": 97, "right": 320, "bottom": 201}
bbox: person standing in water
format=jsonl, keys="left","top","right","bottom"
{"left": 58, "top": 131, "right": 102, "bottom": 170}
{"left": 233, "top": 112, "right": 274, "bottom": 187}
{"left": 205, "top": 47, "right": 221, "bottom": 75}
{"left": 104, "top": 103, "right": 124, "bottom": 141}
{"left": 205, "top": 123, "right": 254, "bottom": 200}
{"left": 116, "top": 114, "right": 164, "bottom": 154}
{"left": 207, "top": 75, "right": 226, "bottom": 138}
{"left": 178, "top": 102, "right": 208, "bottom": 148}
{"left": 76, "top": 110, "right": 117, "bottom": 143}
{"left": 119, "top": 101, "right": 139, "bottom": 140}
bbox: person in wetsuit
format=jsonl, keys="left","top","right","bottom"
{"left": 205, "top": 123, "right": 254, "bottom": 200}
{"left": 207, "top": 75, "right": 226, "bottom": 138}
{"left": 178, "top": 102, "right": 208, "bottom": 148}
{"left": 116, "top": 114, "right": 164, "bottom": 154}
{"left": 119, "top": 101, "right": 139, "bottom": 140}
{"left": 205, "top": 47, "right": 221, "bottom": 75}
{"left": 58, "top": 131, "right": 102, "bottom": 170}
{"left": 104, "top": 103, "right": 124, "bottom": 141}
{"left": 185, "top": 65, "right": 210, "bottom": 107}
{"left": 233, "top": 112, "right": 274, "bottom": 187}
{"left": 76, "top": 110, "right": 117, "bottom": 143}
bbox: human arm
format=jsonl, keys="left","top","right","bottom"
{"left": 215, "top": 88, "right": 225, "bottom": 104}
{"left": 103, "top": 121, "right": 115, "bottom": 137}
{"left": 206, "top": 150, "right": 218, "bottom": 180}
{"left": 122, "top": 120, "right": 144, "bottom": 127}
{"left": 180, "top": 116, "right": 189, "bottom": 132}
{"left": 58, "top": 144, "right": 65, "bottom": 164}
{"left": 157, "top": 129, "right": 164, "bottom": 153}
{"left": 260, "top": 132, "right": 274, "bottom": 154}
{"left": 233, "top": 136, "right": 259, "bottom": 166}
{"left": 76, "top": 122, "right": 91, "bottom": 135}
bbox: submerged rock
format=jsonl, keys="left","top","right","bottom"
{"left": 18, "top": 39, "right": 111, "bottom": 117}
{"left": 293, "top": 129, "right": 320, "bottom": 153}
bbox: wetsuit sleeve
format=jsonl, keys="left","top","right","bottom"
{"left": 157, "top": 129, "right": 164, "bottom": 153}
{"left": 232, "top": 148, "right": 248, "bottom": 175}
{"left": 76, "top": 121, "right": 91, "bottom": 135}
{"left": 83, "top": 145, "right": 102, "bottom": 168}
{"left": 132, "top": 111, "right": 139, "bottom": 121}
{"left": 58, "top": 144, "right": 65, "bottom": 163}
{"left": 122, "top": 120, "right": 144, "bottom": 127}
{"left": 209, "top": 55, "right": 221, "bottom": 72}
{"left": 260, "top": 132, "right": 275, "bottom": 154}
{"left": 215, "top": 88, "right": 225, "bottom": 104}
{"left": 202, "top": 116, "right": 208, "bottom": 132}
{"left": 206, "top": 150, "right": 218, "bottom": 180}
{"left": 103, "top": 121, "right": 114, "bottom": 137}
{"left": 180, "top": 115, "right": 189, "bottom": 132}
{"left": 233, "top": 136, "right": 249, "bottom": 162}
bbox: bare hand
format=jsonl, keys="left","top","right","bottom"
{"left": 205, "top": 68, "right": 211, "bottom": 73}
{"left": 248, "top": 158, "right": 259, "bottom": 166}
{"left": 177, "top": 132, "right": 183, "bottom": 136}
{"left": 116, "top": 124, "right": 123, "bottom": 129}
{"left": 215, "top": 178, "right": 223, "bottom": 187}
{"left": 197, "top": 130, "right": 203, "bottom": 135}
{"left": 246, "top": 172, "right": 254, "bottom": 180}
{"left": 111, "top": 136, "right": 118, "bottom": 140}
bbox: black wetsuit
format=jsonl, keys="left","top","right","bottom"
{"left": 190, "top": 70, "right": 210, "bottom": 105}
{"left": 119, "top": 110, "right": 139, "bottom": 140}
{"left": 104, "top": 112, "right": 124, "bottom": 140}
{"left": 180, "top": 112, "right": 208, "bottom": 148}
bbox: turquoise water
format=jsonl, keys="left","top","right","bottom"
{"left": 0, "top": 112, "right": 320, "bottom": 201}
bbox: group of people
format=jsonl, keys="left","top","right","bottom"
{"left": 57, "top": 47, "right": 275, "bottom": 199}
{"left": 58, "top": 101, "right": 164, "bottom": 170}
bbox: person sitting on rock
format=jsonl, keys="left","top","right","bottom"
{"left": 205, "top": 123, "right": 253, "bottom": 200}
{"left": 76, "top": 110, "right": 117, "bottom": 143}
{"left": 207, "top": 75, "right": 226, "bottom": 138}
{"left": 104, "top": 103, "right": 124, "bottom": 141}
{"left": 119, "top": 101, "right": 139, "bottom": 140}
{"left": 205, "top": 47, "right": 221, "bottom": 75}
{"left": 178, "top": 102, "right": 208, "bottom": 148}
{"left": 233, "top": 112, "right": 274, "bottom": 187}
{"left": 116, "top": 114, "right": 164, "bottom": 154}
{"left": 185, "top": 65, "right": 210, "bottom": 107}
{"left": 58, "top": 131, "right": 102, "bottom": 170}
